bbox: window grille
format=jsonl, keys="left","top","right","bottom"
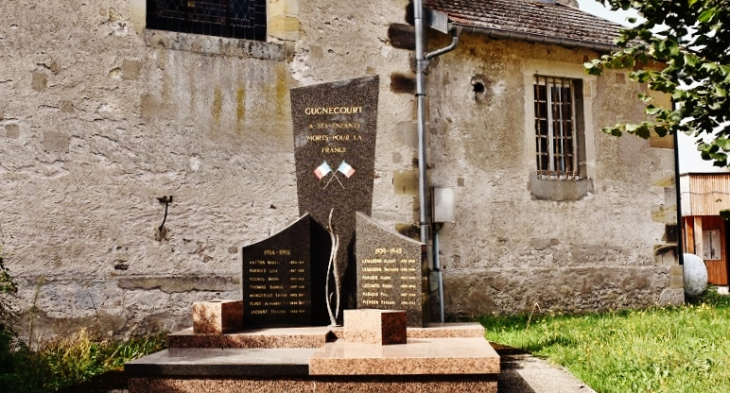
{"left": 147, "top": 0, "right": 266, "bottom": 41}
{"left": 534, "top": 76, "right": 579, "bottom": 180}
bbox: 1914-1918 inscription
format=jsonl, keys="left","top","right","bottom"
{"left": 355, "top": 212, "right": 425, "bottom": 327}
{"left": 242, "top": 214, "right": 329, "bottom": 327}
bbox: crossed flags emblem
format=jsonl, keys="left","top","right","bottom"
{"left": 314, "top": 161, "right": 355, "bottom": 189}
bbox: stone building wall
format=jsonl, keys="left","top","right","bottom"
{"left": 426, "top": 33, "right": 678, "bottom": 318}
{"left": 0, "top": 0, "right": 677, "bottom": 339}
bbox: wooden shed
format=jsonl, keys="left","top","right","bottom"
{"left": 681, "top": 173, "right": 730, "bottom": 285}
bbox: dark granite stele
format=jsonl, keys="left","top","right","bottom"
{"left": 355, "top": 212, "right": 426, "bottom": 327}
{"left": 292, "top": 76, "right": 380, "bottom": 312}
{"left": 125, "top": 323, "right": 499, "bottom": 393}
{"left": 241, "top": 213, "right": 330, "bottom": 328}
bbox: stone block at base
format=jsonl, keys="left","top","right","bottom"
{"left": 169, "top": 327, "right": 333, "bottom": 349}
{"left": 344, "top": 309, "right": 406, "bottom": 345}
{"left": 193, "top": 300, "right": 243, "bottom": 334}
{"left": 125, "top": 348, "right": 314, "bottom": 377}
{"left": 309, "top": 337, "right": 499, "bottom": 375}
{"left": 407, "top": 322, "right": 485, "bottom": 339}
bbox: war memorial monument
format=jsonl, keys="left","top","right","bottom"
{"left": 125, "top": 76, "right": 500, "bottom": 392}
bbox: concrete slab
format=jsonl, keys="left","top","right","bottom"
{"left": 496, "top": 348, "right": 596, "bottom": 393}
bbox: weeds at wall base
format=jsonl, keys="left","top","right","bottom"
{"left": 0, "top": 329, "right": 167, "bottom": 393}
{"left": 0, "top": 253, "right": 167, "bottom": 393}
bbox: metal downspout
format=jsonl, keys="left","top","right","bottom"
{"left": 432, "top": 223, "right": 445, "bottom": 322}
{"left": 414, "top": 1, "right": 460, "bottom": 322}
{"left": 414, "top": 0, "right": 428, "bottom": 247}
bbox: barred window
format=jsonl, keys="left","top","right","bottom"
{"left": 534, "top": 76, "right": 582, "bottom": 180}
{"left": 147, "top": 0, "right": 267, "bottom": 41}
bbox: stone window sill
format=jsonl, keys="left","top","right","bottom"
{"left": 144, "top": 30, "right": 292, "bottom": 61}
{"left": 529, "top": 173, "right": 593, "bottom": 201}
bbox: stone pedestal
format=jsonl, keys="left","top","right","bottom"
{"left": 169, "top": 326, "right": 332, "bottom": 349}
{"left": 193, "top": 300, "right": 243, "bottom": 334}
{"left": 126, "top": 323, "right": 499, "bottom": 393}
{"left": 344, "top": 309, "right": 406, "bottom": 345}
{"left": 309, "top": 337, "right": 500, "bottom": 375}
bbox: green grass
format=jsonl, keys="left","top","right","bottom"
{"left": 0, "top": 329, "right": 167, "bottom": 393}
{"left": 480, "top": 290, "right": 730, "bottom": 393}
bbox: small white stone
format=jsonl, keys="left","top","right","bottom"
{"left": 683, "top": 253, "right": 708, "bottom": 297}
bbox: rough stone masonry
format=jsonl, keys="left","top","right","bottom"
{"left": 0, "top": 0, "right": 679, "bottom": 340}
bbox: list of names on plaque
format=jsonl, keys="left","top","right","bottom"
{"left": 356, "top": 212, "right": 424, "bottom": 326}
{"left": 242, "top": 214, "right": 314, "bottom": 327}
{"left": 359, "top": 247, "right": 420, "bottom": 308}
{"left": 244, "top": 248, "right": 309, "bottom": 319}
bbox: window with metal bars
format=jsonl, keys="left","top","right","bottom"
{"left": 533, "top": 75, "right": 583, "bottom": 180}
{"left": 147, "top": 0, "right": 266, "bottom": 41}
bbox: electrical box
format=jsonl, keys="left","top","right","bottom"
{"left": 432, "top": 187, "right": 455, "bottom": 223}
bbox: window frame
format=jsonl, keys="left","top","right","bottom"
{"left": 523, "top": 62, "right": 596, "bottom": 201}
{"left": 533, "top": 75, "right": 581, "bottom": 180}
{"left": 146, "top": 0, "right": 267, "bottom": 41}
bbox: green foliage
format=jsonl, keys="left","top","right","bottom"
{"left": 0, "top": 250, "right": 166, "bottom": 392}
{"left": 0, "top": 254, "right": 18, "bottom": 321}
{"left": 585, "top": 0, "right": 730, "bottom": 166}
{"left": 0, "top": 254, "right": 18, "bottom": 379}
{"left": 482, "top": 294, "right": 730, "bottom": 392}
{"left": 0, "top": 330, "right": 167, "bottom": 393}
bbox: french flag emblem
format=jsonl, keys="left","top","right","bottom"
{"left": 314, "top": 161, "right": 332, "bottom": 180}
{"left": 337, "top": 161, "right": 355, "bottom": 178}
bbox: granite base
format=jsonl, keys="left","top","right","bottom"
{"left": 309, "top": 337, "right": 499, "bottom": 375}
{"left": 129, "top": 375, "right": 498, "bottom": 393}
{"left": 126, "top": 323, "right": 498, "bottom": 393}
{"left": 192, "top": 300, "right": 243, "bottom": 334}
{"left": 168, "top": 327, "right": 334, "bottom": 349}
{"left": 343, "top": 309, "right": 407, "bottom": 345}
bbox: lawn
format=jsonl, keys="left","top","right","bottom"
{"left": 480, "top": 289, "right": 730, "bottom": 393}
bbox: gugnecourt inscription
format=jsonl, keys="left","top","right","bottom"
{"left": 291, "top": 76, "right": 379, "bottom": 311}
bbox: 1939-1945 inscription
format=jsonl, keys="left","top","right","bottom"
{"left": 355, "top": 212, "right": 425, "bottom": 327}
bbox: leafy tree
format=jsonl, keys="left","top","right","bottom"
{"left": 0, "top": 254, "right": 17, "bottom": 323}
{"left": 0, "top": 254, "right": 18, "bottom": 385}
{"left": 585, "top": 0, "right": 730, "bottom": 165}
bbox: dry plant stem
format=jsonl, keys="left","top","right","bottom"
{"left": 28, "top": 277, "right": 45, "bottom": 349}
{"left": 325, "top": 209, "right": 341, "bottom": 326}
{"left": 525, "top": 302, "right": 541, "bottom": 331}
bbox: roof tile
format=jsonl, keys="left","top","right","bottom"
{"left": 425, "top": 0, "right": 626, "bottom": 49}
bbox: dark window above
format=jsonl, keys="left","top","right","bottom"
{"left": 147, "top": 0, "right": 267, "bottom": 41}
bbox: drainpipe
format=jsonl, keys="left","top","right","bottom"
{"left": 414, "top": 0, "right": 460, "bottom": 322}
{"left": 433, "top": 223, "right": 445, "bottom": 322}
{"left": 415, "top": 3, "right": 460, "bottom": 245}
{"left": 414, "top": 0, "right": 429, "bottom": 246}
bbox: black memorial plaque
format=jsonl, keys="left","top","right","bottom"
{"left": 241, "top": 214, "right": 329, "bottom": 327}
{"left": 355, "top": 212, "right": 425, "bottom": 327}
{"left": 291, "top": 76, "right": 379, "bottom": 311}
